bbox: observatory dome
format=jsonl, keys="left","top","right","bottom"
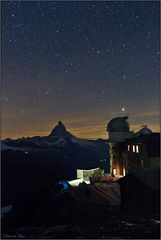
{"left": 107, "top": 117, "right": 129, "bottom": 132}
{"left": 135, "top": 126, "right": 153, "bottom": 137}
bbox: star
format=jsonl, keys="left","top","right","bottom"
{"left": 1, "top": 1, "right": 160, "bottom": 139}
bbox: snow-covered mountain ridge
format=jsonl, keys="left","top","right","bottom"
{"left": 1, "top": 121, "right": 108, "bottom": 152}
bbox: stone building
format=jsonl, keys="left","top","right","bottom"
{"left": 106, "top": 116, "right": 134, "bottom": 176}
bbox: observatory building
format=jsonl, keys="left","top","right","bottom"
{"left": 107, "top": 117, "right": 134, "bottom": 176}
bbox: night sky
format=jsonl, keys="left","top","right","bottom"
{"left": 2, "top": 1, "right": 160, "bottom": 139}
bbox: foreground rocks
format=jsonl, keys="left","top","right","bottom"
{"left": 2, "top": 216, "right": 160, "bottom": 239}
{"left": 1, "top": 180, "right": 160, "bottom": 239}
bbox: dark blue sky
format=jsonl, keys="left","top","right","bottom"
{"left": 2, "top": 1, "right": 160, "bottom": 139}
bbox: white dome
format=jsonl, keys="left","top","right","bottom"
{"left": 107, "top": 117, "right": 129, "bottom": 132}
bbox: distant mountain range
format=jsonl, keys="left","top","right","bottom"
{"left": 2, "top": 121, "right": 108, "bottom": 152}
{"left": 1, "top": 121, "right": 109, "bottom": 205}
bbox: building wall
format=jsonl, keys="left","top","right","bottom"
{"left": 126, "top": 143, "right": 145, "bottom": 169}
{"left": 108, "top": 129, "right": 133, "bottom": 176}
{"left": 126, "top": 143, "right": 160, "bottom": 170}
{"left": 109, "top": 132, "right": 134, "bottom": 142}
{"left": 146, "top": 157, "right": 160, "bottom": 169}
{"left": 109, "top": 142, "right": 126, "bottom": 176}
{"left": 77, "top": 169, "right": 84, "bottom": 179}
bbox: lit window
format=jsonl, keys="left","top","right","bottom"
{"left": 113, "top": 168, "right": 116, "bottom": 175}
{"left": 128, "top": 145, "right": 130, "bottom": 151}
{"left": 136, "top": 145, "right": 139, "bottom": 153}
{"left": 123, "top": 168, "right": 126, "bottom": 176}
{"left": 133, "top": 145, "right": 135, "bottom": 152}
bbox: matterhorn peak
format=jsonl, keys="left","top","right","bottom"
{"left": 57, "top": 121, "right": 66, "bottom": 129}
{"left": 48, "top": 121, "right": 74, "bottom": 138}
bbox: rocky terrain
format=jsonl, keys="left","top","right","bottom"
{"left": 1, "top": 182, "right": 160, "bottom": 239}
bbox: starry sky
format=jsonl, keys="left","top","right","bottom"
{"left": 1, "top": 1, "right": 160, "bottom": 139}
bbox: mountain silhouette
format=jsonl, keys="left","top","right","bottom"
{"left": 48, "top": 121, "right": 75, "bottom": 138}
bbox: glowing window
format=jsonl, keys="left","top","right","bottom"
{"left": 128, "top": 145, "right": 130, "bottom": 151}
{"left": 133, "top": 145, "right": 135, "bottom": 152}
{"left": 113, "top": 168, "right": 116, "bottom": 175}
{"left": 123, "top": 168, "right": 126, "bottom": 176}
{"left": 136, "top": 145, "right": 139, "bottom": 153}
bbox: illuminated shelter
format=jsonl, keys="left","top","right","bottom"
{"left": 107, "top": 117, "right": 134, "bottom": 177}
{"left": 68, "top": 168, "right": 104, "bottom": 187}
{"left": 77, "top": 168, "right": 104, "bottom": 181}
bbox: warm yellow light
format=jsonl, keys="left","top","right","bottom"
{"left": 136, "top": 145, "right": 139, "bottom": 153}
